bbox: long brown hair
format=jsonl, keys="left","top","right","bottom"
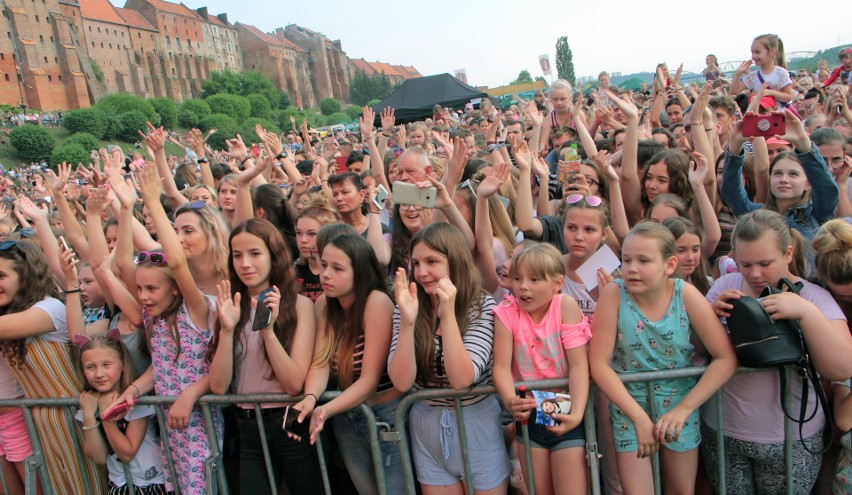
{"left": 0, "top": 241, "right": 60, "bottom": 367}
{"left": 641, "top": 149, "right": 693, "bottom": 213}
{"left": 207, "top": 219, "right": 299, "bottom": 379}
{"left": 312, "top": 233, "right": 387, "bottom": 388}
{"left": 662, "top": 217, "right": 712, "bottom": 295}
{"left": 409, "top": 223, "right": 485, "bottom": 384}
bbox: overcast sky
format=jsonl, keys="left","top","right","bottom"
{"left": 118, "top": 0, "right": 849, "bottom": 88}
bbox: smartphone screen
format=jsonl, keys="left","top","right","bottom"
{"left": 251, "top": 287, "right": 275, "bottom": 331}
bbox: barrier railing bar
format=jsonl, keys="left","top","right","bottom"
{"left": 453, "top": 398, "right": 475, "bottom": 495}
{"left": 646, "top": 380, "right": 662, "bottom": 495}
{"left": 154, "top": 405, "right": 180, "bottom": 494}
{"left": 63, "top": 405, "right": 95, "bottom": 495}
{"left": 200, "top": 402, "right": 227, "bottom": 495}
{"left": 519, "top": 420, "right": 535, "bottom": 495}
{"left": 584, "top": 391, "right": 601, "bottom": 495}
{"left": 357, "top": 403, "right": 388, "bottom": 495}
{"left": 314, "top": 429, "right": 332, "bottom": 494}
{"left": 121, "top": 461, "right": 137, "bottom": 495}
{"left": 20, "top": 405, "right": 54, "bottom": 495}
{"left": 784, "top": 367, "right": 793, "bottom": 495}
{"left": 0, "top": 453, "right": 10, "bottom": 495}
{"left": 715, "top": 389, "right": 726, "bottom": 494}
{"left": 253, "top": 403, "right": 278, "bottom": 495}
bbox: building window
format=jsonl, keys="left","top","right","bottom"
{"left": 100, "top": 42, "right": 104, "bottom": 48}
{"left": 3, "top": 74, "right": 8, "bottom": 81}
{"left": 88, "top": 26, "right": 91, "bottom": 32}
{"left": 47, "top": 75, "right": 51, "bottom": 81}
{"left": 43, "top": 56, "right": 47, "bottom": 63}
{"left": 58, "top": 75, "right": 61, "bottom": 81}
{"left": 54, "top": 57, "right": 57, "bottom": 63}
{"left": 109, "top": 43, "right": 112, "bottom": 49}
{"left": 34, "top": 15, "right": 38, "bottom": 22}
{"left": 39, "top": 35, "right": 43, "bottom": 42}
{"left": 97, "top": 27, "right": 101, "bottom": 33}
{"left": 138, "top": 33, "right": 141, "bottom": 39}
{"left": 50, "top": 36, "right": 53, "bottom": 42}
{"left": 0, "top": 53, "right": 3, "bottom": 60}
{"left": 91, "top": 41, "right": 95, "bottom": 47}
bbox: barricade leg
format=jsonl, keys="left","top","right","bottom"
{"left": 20, "top": 407, "right": 53, "bottom": 495}
{"left": 154, "top": 406, "right": 180, "bottom": 493}
{"left": 252, "top": 404, "right": 278, "bottom": 495}
{"left": 584, "top": 396, "right": 601, "bottom": 495}
{"left": 62, "top": 406, "right": 95, "bottom": 495}
{"left": 201, "top": 403, "right": 228, "bottom": 495}
{"left": 646, "top": 381, "right": 662, "bottom": 495}
{"left": 314, "top": 433, "right": 332, "bottom": 494}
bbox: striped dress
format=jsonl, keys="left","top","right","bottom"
{"left": 6, "top": 298, "right": 106, "bottom": 494}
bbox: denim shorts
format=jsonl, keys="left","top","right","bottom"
{"left": 514, "top": 419, "right": 586, "bottom": 451}
{"left": 410, "top": 396, "right": 510, "bottom": 490}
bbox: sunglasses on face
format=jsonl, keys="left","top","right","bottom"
{"left": 134, "top": 251, "right": 167, "bottom": 266}
{"left": 565, "top": 194, "right": 603, "bottom": 207}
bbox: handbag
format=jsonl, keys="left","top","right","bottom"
{"left": 727, "top": 278, "right": 833, "bottom": 454}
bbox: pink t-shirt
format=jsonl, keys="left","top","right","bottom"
{"left": 702, "top": 273, "right": 846, "bottom": 443}
{"left": 494, "top": 294, "right": 591, "bottom": 383}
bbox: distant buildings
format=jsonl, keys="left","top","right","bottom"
{"left": 0, "top": 0, "right": 419, "bottom": 110}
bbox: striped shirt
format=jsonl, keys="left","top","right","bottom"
{"left": 389, "top": 294, "right": 496, "bottom": 407}
{"left": 331, "top": 333, "right": 395, "bottom": 393}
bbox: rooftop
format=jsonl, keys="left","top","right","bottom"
{"left": 78, "top": 0, "right": 126, "bottom": 26}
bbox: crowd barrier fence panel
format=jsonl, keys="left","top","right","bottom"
{"left": 0, "top": 367, "right": 802, "bottom": 495}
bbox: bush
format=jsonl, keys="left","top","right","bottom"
{"left": 177, "top": 108, "right": 200, "bottom": 129}
{"left": 63, "top": 132, "right": 100, "bottom": 152}
{"left": 367, "top": 99, "right": 381, "bottom": 107}
{"left": 180, "top": 98, "right": 211, "bottom": 119}
{"left": 206, "top": 125, "right": 237, "bottom": 152}
{"left": 96, "top": 93, "right": 159, "bottom": 125}
{"left": 118, "top": 111, "right": 149, "bottom": 142}
{"left": 326, "top": 112, "right": 352, "bottom": 125}
{"left": 149, "top": 97, "right": 177, "bottom": 129}
{"left": 63, "top": 108, "right": 106, "bottom": 139}
{"left": 10, "top": 126, "right": 55, "bottom": 162}
{"left": 206, "top": 93, "right": 251, "bottom": 123}
{"left": 50, "top": 143, "right": 90, "bottom": 167}
{"left": 199, "top": 113, "right": 237, "bottom": 133}
{"left": 246, "top": 94, "right": 272, "bottom": 120}
{"left": 102, "top": 114, "right": 123, "bottom": 140}
{"left": 345, "top": 105, "right": 363, "bottom": 120}
{"left": 236, "top": 118, "right": 279, "bottom": 144}
{"left": 319, "top": 97, "right": 342, "bottom": 116}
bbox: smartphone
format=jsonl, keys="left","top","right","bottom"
{"left": 59, "top": 236, "right": 70, "bottom": 253}
{"left": 101, "top": 398, "right": 137, "bottom": 422}
{"left": 373, "top": 184, "right": 389, "bottom": 210}
{"left": 282, "top": 406, "right": 299, "bottom": 432}
{"left": 496, "top": 195, "right": 510, "bottom": 209}
{"left": 742, "top": 114, "right": 785, "bottom": 137}
{"left": 392, "top": 181, "right": 437, "bottom": 208}
{"left": 251, "top": 287, "right": 275, "bottom": 331}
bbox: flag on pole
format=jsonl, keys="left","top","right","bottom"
{"left": 539, "top": 54, "right": 552, "bottom": 76}
{"left": 454, "top": 69, "right": 468, "bottom": 84}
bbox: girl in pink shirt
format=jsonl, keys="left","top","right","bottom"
{"left": 492, "top": 242, "right": 591, "bottom": 495}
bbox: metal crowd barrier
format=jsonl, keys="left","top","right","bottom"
{"left": 0, "top": 367, "right": 807, "bottom": 495}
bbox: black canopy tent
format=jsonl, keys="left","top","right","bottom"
{"left": 371, "top": 73, "right": 489, "bottom": 126}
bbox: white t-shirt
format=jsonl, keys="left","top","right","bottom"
{"left": 76, "top": 405, "right": 165, "bottom": 487}
{"left": 561, "top": 277, "right": 596, "bottom": 319}
{"left": 742, "top": 67, "right": 796, "bottom": 110}
{"left": 0, "top": 359, "right": 23, "bottom": 399}
{"left": 32, "top": 298, "right": 68, "bottom": 343}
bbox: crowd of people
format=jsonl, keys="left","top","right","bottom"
{"left": 0, "top": 34, "right": 850, "bottom": 495}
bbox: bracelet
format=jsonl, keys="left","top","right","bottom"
{"left": 82, "top": 421, "right": 100, "bottom": 431}
{"left": 63, "top": 288, "right": 81, "bottom": 294}
{"left": 487, "top": 141, "right": 496, "bottom": 145}
{"left": 129, "top": 383, "right": 141, "bottom": 398}
{"left": 381, "top": 132, "right": 392, "bottom": 138}
{"left": 304, "top": 393, "right": 318, "bottom": 403}
{"left": 240, "top": 155, "right": 253, "bottom": 165}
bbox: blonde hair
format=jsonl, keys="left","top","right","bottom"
{"left": 812, "top": 219, "right": 852, "bottom": 285}
{"left": 753, "top": 33, "right": 787, "bottom": 68}
{"left": 626, "top": 221, "right": 677, "bottom": 261}
{"left": 509, "top": 243, "right": 564, "bottom": 281}
{"left": 733, "top": 210, "right": 806, "bottom": 277}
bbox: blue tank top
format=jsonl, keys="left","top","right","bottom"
{"left": 611, "top": 278, "right": 697, "bottom": 398}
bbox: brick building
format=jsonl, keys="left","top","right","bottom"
{"left": 283, "top": 24, "right": 349, "bottom": 103}
{"left": 78, "top": 0, "right": 134, "bottom": 98}
{"left": 349, "top": 58, "right": 421, "bottom": 86}
{"left": 0, "top": 0, "right": 89, "bottom": 110}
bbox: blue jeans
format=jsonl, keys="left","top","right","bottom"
{"left": 332, "top": 396, "right": 405, "bottom": 495}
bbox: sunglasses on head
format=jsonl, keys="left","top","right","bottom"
{"left": 186, "top": 200, "right": 208, "bottom": 210}
{"left": 134, "top": 251, "right": 167, "bottom": 266}
{"left": 565, "top": 194, "right": 603, "bottom": 207}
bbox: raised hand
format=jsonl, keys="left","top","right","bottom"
{"left": 225, "top": 134, "right": 249, "bottom": 160}
{"left": 605, "top": 89, "right": 638, "bottom": 120}
{"left": 59, "top": 247, "right": 79, "bottom": 281}
{"left": 86, "top": 186, "right": 110, "bottom": 217}
{"left": 105, "top": 167, "right": 138, "bottom": 210}
{"left": 215, "top": 281, "right": 241, "bottom": 333}
{"left": 50, "top": 162, "right": 72, "bottom": 194}
{"left": 137, "top": 162, "right": 164, "bottom": 204}
{"left": 139, "top": 122, "right": 166, "bottom": 152}
{"left": 360, "top": 106, "right": 375, "bottom": 138}
{"left": 478, "top": 161, "right": 509, "bottom": 198}
{"left": 380, "top": 107, "right": 396, "bottom": 132}
{"left": 434, "top": 278, "right": 457, "bottom": 318}
{"left": 393, "top": 268, "right": 418, "bottom": 326}
{"left": 512, "top": 139, "right": 533, "bottom": 171}
{"left": 688, "top": 152, "right": 709, "bottom": 186}
{"left": 15, "top": 196, "right": 48, "bottom": 222}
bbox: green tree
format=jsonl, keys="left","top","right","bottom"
{"left": 96, "top": 93, "right": 159, "bottom": 125}
{"left": 512, "top": 70, "right": 533, "bottom": 84}
{"left": 149, "top": 97, "right": 178, "bottom": 129}
{"left": 10, "top": 126, "right": 55, "bottom": 162}
{"left": 345, "top": 105, "right": 363, "bottom": 120}
{"left": 247, "top": 94, "right": 272, "bottom": 120}
{"left": 555, "top": 36, "right": 576, "bottom": 86}
{"left": 206, "top": 93, "right": 252, "bottom": 123}
{"left": 50, "top": 143, "right": 90, "bottom": 167}
{"left": 180, "top": 98, "right": 212, "bottom": 119}
{"left": 118, "top": 111, "right": 149, "bottom": 142}
{"left": 63, "top": 108, "right": 107, "bottom": 139}
{"left": 63, "top": 132, "right": 101, "bottom": 152}
{"left": 236, "top": 118, "right": 279, "bottom": 144}
{"left": 199, "top": 114, "right": 238, "bottom": 133}
{"left": 239, "top": 71, "right": 285, "bottom": 109}
{"left": 349, "top": 72, "right": 394, "bottom": 106}
{"left": 319, "top": 98, "right": 342, "bottom": 116}
{"left": 200, "top": 70, "right": 242, "bottom": 99}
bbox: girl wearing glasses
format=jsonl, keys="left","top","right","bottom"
{"left": 111, "top": 164, "right": 223, "bottom": 495}
{"left": 0, "top": 240, "right": 106, "bottom": 493}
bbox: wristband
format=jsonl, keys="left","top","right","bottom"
{"left": 305, "top": 393, "right": 318, "bottom": 403}
{"left": 129, "top": 383, "right": 141, "bottom": 398}
{"left": 381, "top": 132, "right": 392, "bottom": 138}
{"left": 82, "top": 421, "right": 100, "bottom": 431}
{"left": 240, "top": 156, "right": 253, "bottom": 165}
{"left": 63, "top": 288, "right": 81, "bottom": 294}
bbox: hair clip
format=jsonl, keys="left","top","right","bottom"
{"left": 72, "top": 328, "right": 121, "bottom": 348}
{"left": 72, "top": 335, "right": 91, "bottom": 348}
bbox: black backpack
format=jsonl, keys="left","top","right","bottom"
{"left": 727, "top": 278, "right": 832, "bottom": 454}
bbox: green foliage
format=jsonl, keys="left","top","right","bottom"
{"left": 237, "top": 118, "right": 279, "bottom": 144}
{"left": 117, "top": 111, "right": 148, "bottom": 142}
{"left": 102, "top": 114, "right": 123, "bottom": 140}
{"left": 555, "top": 36, "right": 576, "bottom": 86}
{"left": 10, "top": 126, "right": 55, "bottom": 162}
{"left": 90, "top": 60, "right": 105, "bottom": 83}
{"left": 178, "top": 108, "right": 200, "bottom": 129}
{"left": 63, "top": 132, "right": 100, "bottom": 152}
{"left": 349, "top": 72, "right": 394, "bottom": 106}
{"left": 50, "top": 143, "right": 89, "bottom": 167}
{"left": 345, "top": 105, "right": 362, "bottom": 120}
{"left": 149, "top": 97, "right": 178, "bottom": 129}
{"left": 201, "top": 70, "right": 286, "bottom": 110}
{"left": 206, "top": 93, "right": 251, "bottom": 123}
{"left": 180, "top": 98, "right": 212, "bottom": 119}
{"left": 63, "top": 108, "right": 106, "bottom": 139}
{"left": 512, "top": 70, "right": 533, "bottom": 84}
{"left": 326, "top": 112, "right": 352, "bottom": 125}
{"left": 367, "top": 99, "right": 381, "bottom": 107}
{"left": 206, "top": 125, "right": 237, "bottom": 152}
{"left": 247, "top": 94, "right": 272, "bottom": 120}
{"left": 199, "top": 113, "right": 237, "bottom": 133}
{"left": 96, "top": 93, "right": 159, "bottom": 125}
{"left": 319, "top": 97, "right": 342, "bottom": 116}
